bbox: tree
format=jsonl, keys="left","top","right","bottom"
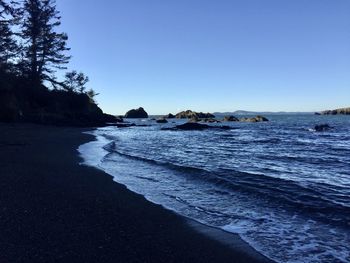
{"left": 63, "top": 70, "right": 98, "bottom": 103}
{"left": 0, "top": 0, "right": 18, "bottom": 73}
{"left": 0, "top": 0, "right": 11, "bottom": 17}
{"left": 21, "top": 0, "right": 70, "bottom": 85}
{"left": 0, "top": 21, "right": 17, "bottom": 70}
{"left": 63, "top": 70, "right": 89, "bottom": 93}
{"left": 86, "top": 88, "right": 99, "bottom": 104}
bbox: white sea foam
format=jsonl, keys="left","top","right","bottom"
{"left": 78, "top": 121, "right": 350, "bottom": 263}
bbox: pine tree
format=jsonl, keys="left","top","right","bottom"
{"left": 0, "top": 0, "right": 11, "bottom": 17}
{"left": 0, "top": 0, "right": 18, "bottom": 73}
{"left": 21, "top": 0, "right": 70, "bottom": 85}
{"left": 0, "top": 21, "right": 17, "bottom": 69}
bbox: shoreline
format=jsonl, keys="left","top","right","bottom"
{"left": 185, "top": 219, "right": 271, "bottom": 262}
{"left": 0, "top": 123, "right": 272, "bottom": 262}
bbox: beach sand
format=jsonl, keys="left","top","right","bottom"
{"left": 0, "top": 123, "right": 272, "bottom": 262}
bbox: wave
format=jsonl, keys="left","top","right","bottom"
{"left": 102, "top": 141, "right": 350, "bottom": 228}
{"left": 257, "top": 152, "right": 348, "bottom": 166}
{"left": 83, "top": 125, "right": 350, "bottom": 263}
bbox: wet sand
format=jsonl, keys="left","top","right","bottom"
{"left": 0, "top": 123, "right": 272, "bottom": 262}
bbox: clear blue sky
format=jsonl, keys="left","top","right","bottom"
{"left": 57, "top": 0, "right": 350, "bottom": 115}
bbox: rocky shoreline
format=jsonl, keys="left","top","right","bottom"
{"left": 316, "top": 107, "right": 350, "bottom": 115}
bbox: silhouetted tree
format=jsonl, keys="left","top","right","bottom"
{"left": 0, "top": 0, "right": 11, "bottom": 17}
{"left": 0, "top": 0, "right": 105, "bottom": 126}
{"left": 63, "top": 70, "right": 89, "bottom": 93}
{"left": 63, "top": 70, "right": 98, "bottom": 103}
{"left": 21, "top": 0, "right": 70, "bottom": 85}
{"left": 0, "top": 0, "right": 18, "bottom": 73}
{"left": 0, "top": 23, "right": 16, "bottom": 70}
{"left": 86, "top": 88, "right": 99, "bottom": 104}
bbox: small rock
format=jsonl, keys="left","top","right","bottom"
{"left": 314, "top": 124, "right": 333, "bottom": 132}
{"left": 156, "top": 118, "right": 168, "bottom": 123}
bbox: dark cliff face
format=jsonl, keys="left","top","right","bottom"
{"left": 124, "top": 107, "right": 148, "bottom": 118}
{"left": 319, "top": 107, "right": 350, "bottom": 115}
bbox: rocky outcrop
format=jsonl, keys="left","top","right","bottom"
{"left": 175, "top": 110, "right": 215, "bottom": 119}
{"left": 314, "top": 124, "right": 333, "bottom": 132}
{"left": 318, "top": 107, "right": 350, "bottom": 115}
{"left": 189, "top": 116, "right": 199, "bottom": 122}
{"left": 223, "top": 116, "right": 239, "bottom": 122}
{"left": 218, "top": 115, "right": 269, "bottom": 122}
{"left": 240, "top": 115, "right": 269, "bottom": 122}
{"left": 124, "top": 107, "right": 148, "bottom": 118}
{"left": 156, "top": 118, "right": 168, "bottom": 123}
{"left": 164, "top": 113, "right": 175, "bottom": 119}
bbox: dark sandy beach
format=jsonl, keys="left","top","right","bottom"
{"left": 0, "top": 123, "right": 272, "bottom": 263}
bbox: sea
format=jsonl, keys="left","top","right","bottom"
{"left": 78, "top": 114, "right": 350, "bottom": 263}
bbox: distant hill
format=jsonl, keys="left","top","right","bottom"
{"left": 213, "top": 110, "right": 313, "bottom": 116}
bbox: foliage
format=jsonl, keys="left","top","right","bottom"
{"left": 63, "top": 70, "right": 89, "bottom": 93}
{"left": 0, "top": 0, "right": 104, "bottom": 126}
{"left": 20, "top": 0, "right": 71, "bottom": 84}
{"left": 0, "top": 0, "right": 11, "bottom": 17}
{"left": 0, "top": 0, "right": 18, "bottom": 72}
{"left": 86, "top": 88, "right": 99, "bottom": 104}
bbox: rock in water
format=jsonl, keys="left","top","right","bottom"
{"left": 255, "top": 115, "right": 269, "bottom": 122}
{"left": 240, "top": 115, "right": 269, "bottom": 122}
{"left": 314, "top": 124, "right": 333, "bottom": 132}
{"left": 164, "top": 113, "right": 175, "bottom": 119}
{"left": 124, "top": 107, "right": 148, "bottom": 118}
{"left": 156, "top": 118, "right": 168, "bottom": 123}
{"left": 175, "top": 110, "right": 215, "bottom": 119}
{"left": 176, "top": 122, "right": 210, "bottom": 130}
{"left": 189, "top": 116, "right": 200, "bottom": 123}
{"left": 223, "top": 116, "right": 239, "bottom": 122}
{"left": 201, "top": 118, "right": 220, "bottom": 123}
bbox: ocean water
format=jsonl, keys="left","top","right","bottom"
{"left": 79, "top": 115, "right": 350, "bottom": 263}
